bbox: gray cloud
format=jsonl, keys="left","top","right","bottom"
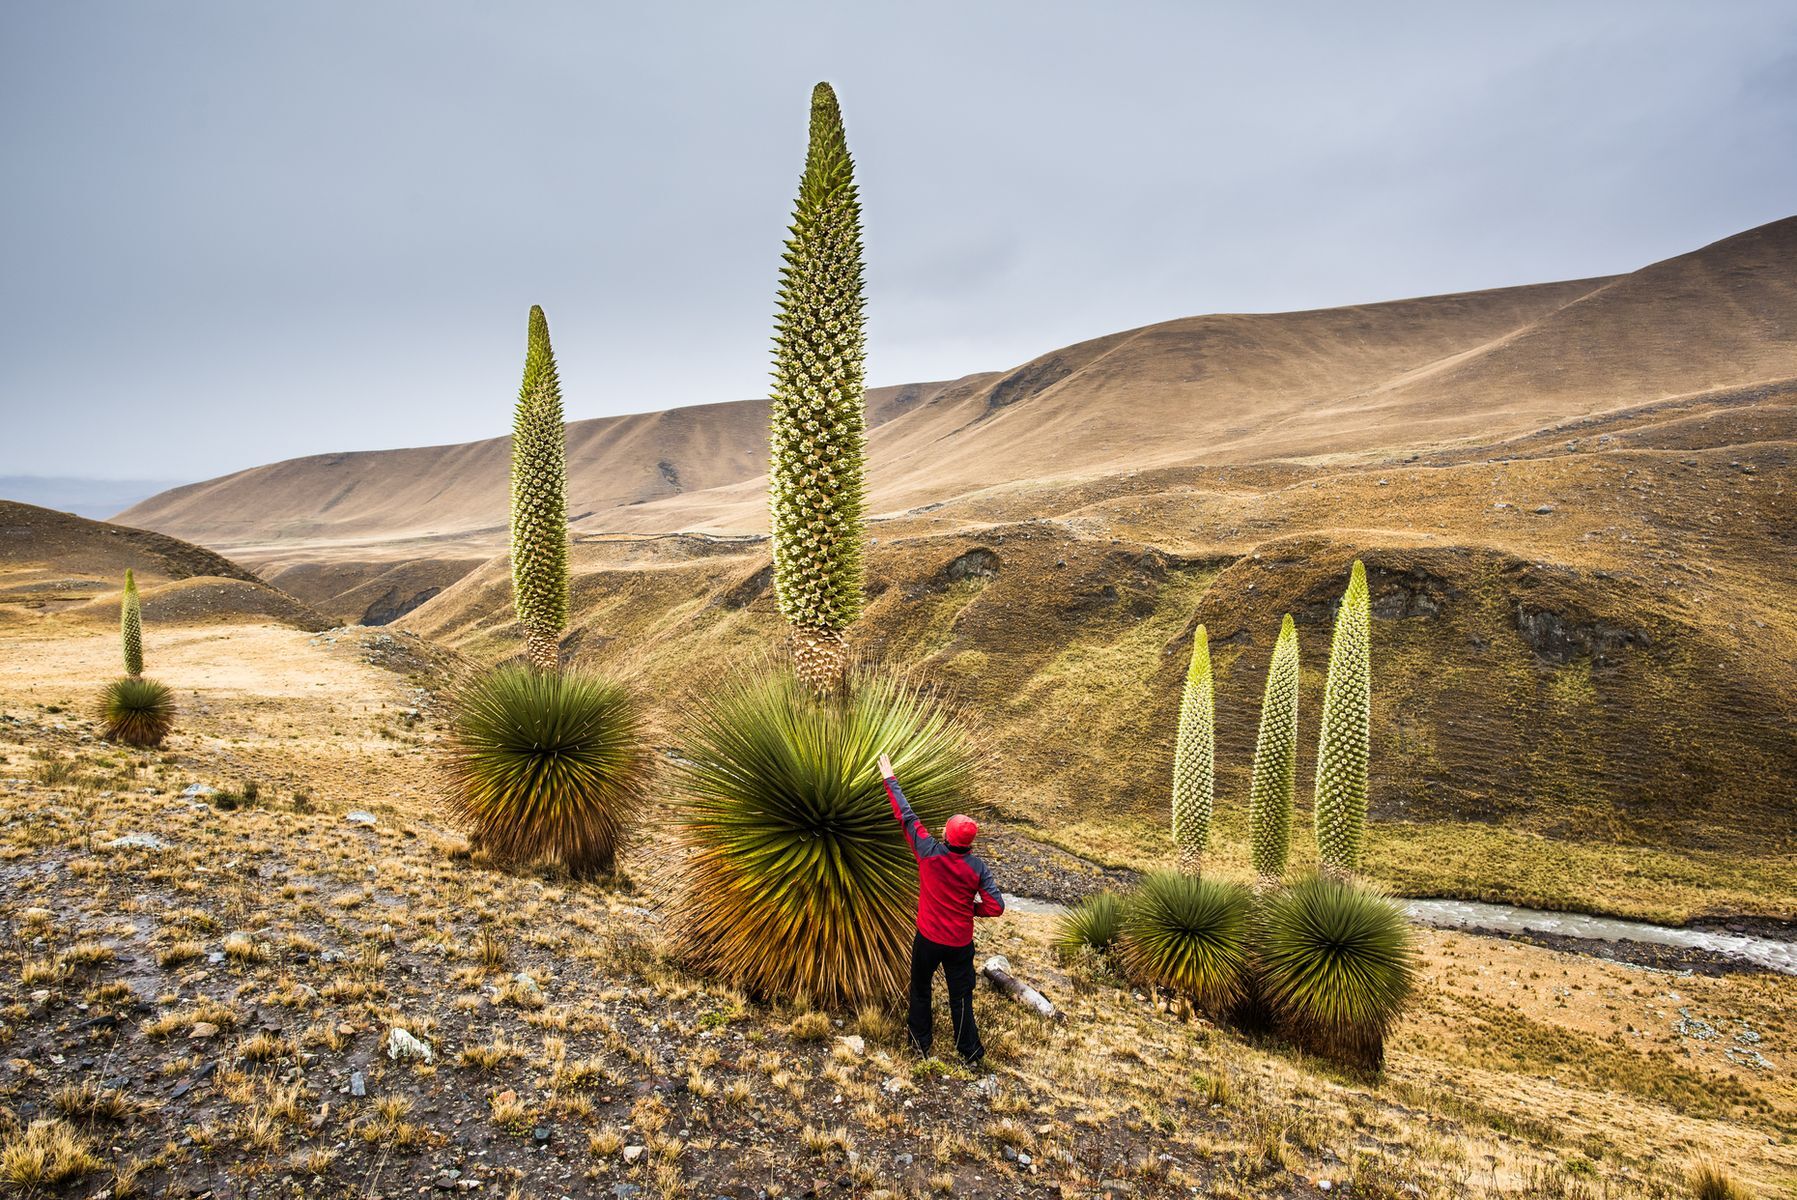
{"left": 2, "top": 1, "right": 1793, "bottom": 481}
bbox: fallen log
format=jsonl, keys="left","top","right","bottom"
{"left": 980, "top": 955, "right": 1057, "bottom": 1019}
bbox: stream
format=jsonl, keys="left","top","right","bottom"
{"left": 1000, "top": 894, "right": 1797, "bottom": 976}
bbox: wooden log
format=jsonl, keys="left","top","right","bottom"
{"left": 980, "top": 955, "right": 1057, "bottom": 1019}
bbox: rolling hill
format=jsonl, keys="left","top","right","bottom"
{"left": 0, "top": 500, "right": 330, "bottom": 633}
{"left": 105, "top": 216, "right": 1797, "bottom": 917}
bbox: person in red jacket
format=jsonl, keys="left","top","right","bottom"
{"left": 879, "top": 752, "right": 1005, "bottom": 1063}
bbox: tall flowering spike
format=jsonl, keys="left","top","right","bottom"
{"left": 120, "top": 568, "right": 143, "bottom": 678}
{"left": 1171, "top": 624, "right": 1215, "bottom": 875}
{"left": 768, "top": 81, "right": 868, "bottom": 695}
{"left": 510, "top": 304, "right": 570, "bottom": 672}
{"left": 1249, "top": 615, "right": 1301, "bottom": 889}
{"left": 1314, "top": 561, "right": 1372, "bottom": 878}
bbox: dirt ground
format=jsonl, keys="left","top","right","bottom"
{"left": 0, "top": 619, "right": 1791, "bottom": 1198}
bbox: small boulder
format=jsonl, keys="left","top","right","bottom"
{"left": 386, "top": 1026, "right": 434, "bottom": 1063}
{"left": 345, "top": 811, "right": 378, "bottom": 828}
{"left": 107, "top": 834, "right": 168, "bottom": 851}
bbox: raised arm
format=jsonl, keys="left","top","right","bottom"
{"left": 879, "top": 752, "right": 932, "bottom": 855}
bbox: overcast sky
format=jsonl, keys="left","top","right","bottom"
{"left": 3, "top": 2, "right": 1794, "bottom": 484}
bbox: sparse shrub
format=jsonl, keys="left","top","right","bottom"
{"left": 50, "top": 1080, "right": 148, "bottom": 1123}
{"left": 30, "top": 753, "right": 74, "bottom": 787}
{"left": 509, "top": 305, "right": 569, "bottom": 673}
{"left": 1116, "top": 872, "right": 1253, "bottom": 1014}
{"left": 673, "top": 667, "right": 977, "bottom": 1006}
{"left": 0, "top": 1118, "right": 103, "bottom": 1187}
{"left": 157, "top": 940, "right": 204, "bottom": 968}
{"left": 443, "top": 665, "right": 650, "bottom": 878}
{"left": 769, "top": 82, "right": 869, "bottom": 695}
{"left": 97, "top": 677, "right": 175, "bottom": 748}
{"left": 1171, "top": 625, "right": 1214, "bottom": 875}
{"left": 786, "top": 1011, "right": 833, "bottom": 1042}
{"left": 1687, "top": 1157, "right": 1751, "bottom": 1200}
{"left": 212, "top": 779, "right": 261, "bottom": 811}
{"left": 1255, "top": 874, "right": 1414, "bottom": 1070}
{"left": 1313, "top": 561, "right": 1371, "bottom": 878}
{"left": 1054, "top": 891, "right": 1124, "bottom": 959}
{"left": 1248, "top": 614, "right": 1301, "bottom": 889}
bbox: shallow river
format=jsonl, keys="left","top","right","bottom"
{"left": 1000, "top": 893, "right": 1797, "bottom": 976}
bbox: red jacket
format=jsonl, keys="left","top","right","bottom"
{"left": 884, "top": 776, "right": 1004, "bottom": 947}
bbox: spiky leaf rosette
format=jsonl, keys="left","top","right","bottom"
{"left": 1171, "top": 625, "right": 1214, "bottom": 875}
{"left": 1116, "top": 872, "right": 1252, "bottom": 1013}
{"left": 510, "top": 305, "right": 570, "bottom": 673}
{"left": 1313, "top": 561, "right": 1371, "bottom": 879}
{"left": 768, "top": 82, "right": 869, "bottom": 695}
{"left": 1256, "top": 875, "right": 1415, "bottom": 1070}
{"left": 1054, "top": 891, "right": 1123, "bottom": 960}
{"left": 97, "top": 676, "right": 174, "bottom": 747}
{"left": 1249, "top": 615, "right": 1301, "bottom": 889}
{"left": 120, "top": 569, "right": 143, "bottom": 678}
{"left": 443, "top": 666, "right": 648, "bottom": 878}
{"left": 672, "top": 668, "right": 977, "bottom": 1007}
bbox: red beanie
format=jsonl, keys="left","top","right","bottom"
{"left": 944, "top": 814, "right": 979, "bottom": 848}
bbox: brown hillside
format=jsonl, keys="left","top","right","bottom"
{"left": 117, "top": 381, "right": 974, "bottom": 557}
{"left": 0, "top": 500, "right": 329, "bottom": 632}
{"left": 108, "top": 218, "right": 1797, "bottom": 916}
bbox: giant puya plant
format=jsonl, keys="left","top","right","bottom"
{"left": 1171, "top": 625, "right": 1215, "bottom": 876}
{"left": 1107, "top": 625, "right": 1253, "bottom": 1016}
{"left": 442, "top": 306, "right": 649, "bottom": 879}
{"left": 672, "top": 83, "right": 979, "bottom": 1007}
{"left": 1062, "top": 562, "right": 1413, "bottom": 1064}
{"left": 97, "top": 569, "right": 175, "bottom": 747}
{"left": 1313, "top": 560, "right": 1371, "bottom": 879}
{"left": 1268, "top": 560, "right": 1411, "bottom": 1070}
{"left": 510, "top": 304, "right": 570, "bottom": 675}
{"left": 1248, "top": 614, "right": 1300, "bottom": 890}
{"left": 769, "top": 81, "right": 869, "bottom": 697}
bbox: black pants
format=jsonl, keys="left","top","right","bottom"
{"left": 907, "top": 932, "right": 984, "bottom": 1063}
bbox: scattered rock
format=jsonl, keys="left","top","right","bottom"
{"left": 345, "top": 811, "right": 378, "bottom": 827}
{"left": 622, "top": 1145, "right": 646, "bottom": 1164}
{"left": 107, "top": 834, "right": 168, "bottom": 850}
{"left": 386, "top": 1026, "right": 434, "bottom": 1063}
{"left": 834, "top": 1034, "right": 865, "bottom": 1056}
{"left": 350, "top": 1072, "right": 366, "bottom": 1097}
{"left": 189, "top": 1022, "right": 219, "bottom": 1039}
